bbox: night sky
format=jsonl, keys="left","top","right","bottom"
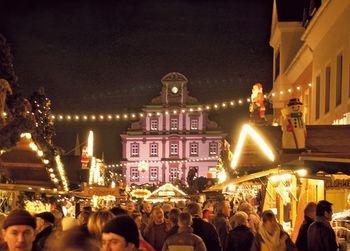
{"left": 0, "top": 0, "right": 273, "bottom": 163}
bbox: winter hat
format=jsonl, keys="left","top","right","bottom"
{"left": 36, "top": 212, "right": 55, "bottom": 224}
{"left": 3, "top": 209, "right": 36, "bottom": 229}
{"left": 102, "top": 216, "right": 139, "bottom": 248}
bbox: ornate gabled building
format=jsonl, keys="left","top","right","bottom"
{"left": 121, "top": 72, "right": 226, "bottom": 185}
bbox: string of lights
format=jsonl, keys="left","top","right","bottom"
{"left": 105, "top": 155, "right": 219, "bottom": 168}
{"left": 2, "top": 85, "right": 310, "bottom": 123}
{"left": 50, "top": 97, "right": 252, "bottom": 122}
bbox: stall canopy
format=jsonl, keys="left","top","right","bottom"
{"left": 0, "top": 136, "right": 56, "bottom": 191}
{"left": 145, "top": 183, "right": 187, "bottom": 202}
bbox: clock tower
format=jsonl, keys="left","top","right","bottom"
{"left": 151, "top": 72, "right": 198, "bottom": 106}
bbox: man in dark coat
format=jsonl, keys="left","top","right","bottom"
{"left": 187, "top": 202, "right": 222, "bottom": 251}
{"left": 226, "top": 211, "right": 254, "bottom": 251}
{"left": 307, "top": 200, "right": 338, "bottom": 251}
{"left": 33, "top": 212, "right": 55, "bottom": 251}
{"left": 296, "top": 202, "right": 316, "bottom": 251}
{"left": 212, "top": 201, "right": 231, "bottom": 251}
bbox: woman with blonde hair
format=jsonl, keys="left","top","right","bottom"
{"left": 87, "top": 210, "right": 115, "bottom": 240}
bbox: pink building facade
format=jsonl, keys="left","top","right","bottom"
{"left": 121, "top": 72, "right": 225, "bottom": 185}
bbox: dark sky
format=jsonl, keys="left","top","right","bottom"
{"left": 0, "top": 0, "right": 273, "bottom": 163}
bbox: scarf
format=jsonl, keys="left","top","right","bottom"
{"left": 258, "top": 223, "right": 287, "bottom": 251}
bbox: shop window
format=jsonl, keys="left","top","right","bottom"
{"left": 207, "top": 167, "right": 217, "bottom": 179}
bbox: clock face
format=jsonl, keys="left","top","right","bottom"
{"left": 171, "top": 86, "right": 179, "bottom": 94}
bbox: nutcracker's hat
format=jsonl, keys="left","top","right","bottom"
{"left": 287, "top": 98, "right": 302, "bottom": 106}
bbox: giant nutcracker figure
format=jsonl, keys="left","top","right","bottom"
{"left": 249, "top": 83, "right": 266, "bottom": 123}
{"left": 281, "top": 98, "right": 306, "bottom": 150}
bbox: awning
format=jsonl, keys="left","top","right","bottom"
{"left": 204, "top": 168, "right": 280, "bottom": 192}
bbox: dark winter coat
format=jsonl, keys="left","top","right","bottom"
{"left": 307, "top": 216, "right": 338, "bottom": 251}
{"left": 225, "top": 225, "right": 254, "bottom": 251}
{"left": 161, "top": 226, "right": 207, "bottom": 251}
{"left": 191, "top": 216, "right": 222, "bottom": 251}
{"left": 295, "top": 216, "right": 314, "bottom": 251}
{"left": 211, "top": 213, "right": 230, "bottom": 251}
{"left": 144, "top": 222, "right": 170, "bottom": 251}
{"left": 32, "top": 225, "right": 53, "bottom": 251}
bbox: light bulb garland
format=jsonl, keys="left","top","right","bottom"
{"left": 48, "top": 84, "right": 310, "bottom": 123}
{"left": 51, "top": 98, "right": 249, "bottom": 123}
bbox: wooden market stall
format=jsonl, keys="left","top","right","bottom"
{"left": 206, "top": 124, "right": 350, "bottom": 238}
{"left": 145, "top": 183, "right": 188, "bottom": 203}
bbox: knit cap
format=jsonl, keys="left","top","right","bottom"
{"left": 36, "top": 212, "right": 55, "bottom": 224}
{"left": 3, "top": 209, "right": 36, "bottom": 229}
{"left": 102, "top": 215, "right": 139, "bottom": 248}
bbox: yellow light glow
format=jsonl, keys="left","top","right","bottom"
{"left": 288, "top": 89, "right": 292, "bottom": 93}
{"left": 296, "top": 169, "right": 307, "bottom": 177}
{"left": 100, "top": 115, "right": 104, "bottom": 119}
{"left": 231, "top": 124, "right": 275, "bottom": 169}
{"left": 67, "top": 115, "right": 71, "bottom": 120}
{"left": 173, "top": 110, "right": 177, "bottom": 114}
{"left": 181, "top": 109, "right": 185, "bottom": 113}
{"left": 140, "top": 113, "right": 144, "bottom": 117}
{"left": 75, "top": 115, "right": 79, "bottom": 120}
{"left": 206, "top": 105, "right": 210, "bottom": 110}
{"left": 296, "top": 86, "right": 301, "bottom": 90}
{"left": 87, "top": 131, "right": 94, "bottom": 156}
{"left": 43, "top": 159, "right": 49, "bottom": 165}
{"left": 124, "top": 114, "right": 128, "bottom": 119}
{"left": 230, "top": 101, "right": 234, "bottom": 106}
{"left": 218, "top": 170, "right": 227, "bottom": 183}
{"left": 227, "top": 184, "right": 236, "bottom": 192}
{"left": 280, "top": 91, "right": 284, "bottom": 95}
{"left": 272, "top": 93, "right": 276, "bottom": 97}
{"left": 214, "top": 104, "right": 218, "bottom": 109}
{"left": 37, "top": 150, "right": 44, "bottom": 157}
{"left": 238, "top": 100, "right": 243, "bottom": 104}
{"left": 29, "top": 142, "right": 38, "bottom": 151}
{"left": 108, "top": 115, "right": 112, "bottom": 119}
{"left": 132, "top": 114, "right": 136, "bottom": 118}
{"left": 91, "top": 115, "right": 96, "bottom": 120}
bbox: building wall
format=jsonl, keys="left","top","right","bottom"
{"left": 121, "top": 72, "right": 225, "bottom": 185}
{"left": 309, "top": 3, "right": 350, "bottom": 124}
{"left": 270, "top": 1, "right": 350, "bottom": 125}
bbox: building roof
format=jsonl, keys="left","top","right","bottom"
{"left": 276, "top": 0, "right": 305, "bottom": 22}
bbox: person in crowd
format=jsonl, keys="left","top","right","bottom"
{"left": 141, "top": 202, "right": 152, "bottom": 234}
{"left": 187, "top": 202, "right": 222, "bottom": 251}
{"left": 87, "top": 210, "right": 115, "bottom": 241}
{"left": 143, "top": 207, "right": 170, "bottom": 251}
{"left": 33, "top": 211, "right": 55, "bottom": 251}
{"left": 226, "top": 211, "right": 254, "bottom": 251}
{"left": 307, "top": 200, "right": 338, "bottom": 251}
{"left": 61, "top": 216, "right": 79, "bottom": 231}
{"left": 164, "top": 208, "right": 181, "bottom": 240}
{"left": 212, "top": 201, "right": 231, "bottom": 250}
{"left": 50, "top": 226, "right": 100, "bottom": 251}
{"left": 162, "top": 204, "right": 173, "bottom": 226}
{"left": 110, "top": 207, "right": 128, "bottom": 217}
{"left": 295, "top": 202, "right": 317, "bottom": 251}
{"left": 176, "top": 201, "right": 186, "bottom": 211}
{"left": 101, "top": 215, "right": 141, "bottom": 251}
{"left": 77, "top": 210, "right": 91, "bottom": 234}
{"left": 131, "top": 212, "right": 155, "bottom": 251}
{"left": 250, "top": 210, "right": 296, "bottom": 251}
{"left": 202, "top": 209, "right": 213, "bottom": 223}
{"left": 238, "top": 202, "right": 260, "bottom": 234}
{"left": 126, "top": 201, "right": 136, "bottom": 215}
{"left": 162, "top": 212, "right": 207, "bottom": 251}
{"left": 1, "top": 209, "right": 36, "bottom": 251}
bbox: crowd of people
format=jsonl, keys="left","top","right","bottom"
{"left": 0, "top": 199, "right": 339, "bottom": 251}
